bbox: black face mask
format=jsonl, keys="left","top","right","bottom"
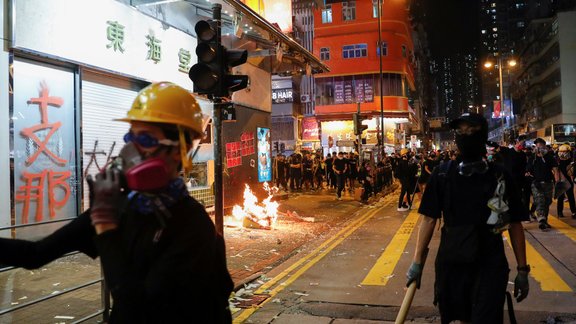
{"left": 455, "top": 131, "right": 487, "bottom": 162}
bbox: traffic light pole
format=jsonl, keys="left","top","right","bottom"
{"left": 212, "top": 4, "right": 224, "bottom": 236}
{"left": 213, "top": 98, "right": 224, "bottom": 236}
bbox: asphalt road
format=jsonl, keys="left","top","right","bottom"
{"left": 233, "top": 193, "right": 576, "bottom": 324}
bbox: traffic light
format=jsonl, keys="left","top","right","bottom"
{"left": 189, "top": 19, "right": 249, "bottom": 98}
{"left": 189, "top": 20, "right": 220, "bottom": 96}
{"left": 353, "top": 113, "right": 368, "bottom": 135}
{"left": 221, "top": 48, "right": 249, "bottom": 96}
{"left": 274, "top": 141, "right": 279, "bottom": 153}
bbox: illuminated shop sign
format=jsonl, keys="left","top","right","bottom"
{"left": 272, "top": 88, "right": 293, "bottom": 104}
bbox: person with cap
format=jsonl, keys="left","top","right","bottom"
{"left": 526, "top": 137, "right": 559, "bottom": 230}
{"left": 0, "top": 82, "right": 234, "bottom": 323}
{"left": 556, "top": 144, "right": 576, "bottom": 218}
{"left": 406, "top": 113, "right": 530, "bottom": 324}
{"left": 395, "top": 148, "right": 417, "bottom": 211}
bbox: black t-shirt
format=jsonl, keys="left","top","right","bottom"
{"left": 333, "top": 158, "right": 347, "bottom": 173}
{"left": 527, "top": 153, "right": 557, "bottom": 182}
{"left": 348, "top": 158, "right": 358, "bottom": 175}
{"left": 419, "top": 161, "right": 529, "bottom": 225}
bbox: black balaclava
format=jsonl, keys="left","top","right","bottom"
{"left": 455, "top": 126, "right": 488, "bottom": 162}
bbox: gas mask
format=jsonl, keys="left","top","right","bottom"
{"left": 536, "top": 147, "right": 549, "bottom": 156}
{"left": 559, "top": 151, "right": 570, "bottom": 160}
{"left": 116, "top": 142, "right": 170, "bottom": 193}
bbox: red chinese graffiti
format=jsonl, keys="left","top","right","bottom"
{"left": 15, "top": 170, "right": 71, "bottom": 223}
{"left": 21, "top": 81, "right": 65, "bottom": 166}
{"left": 16, "top": 81, "right": 70, "bottom": 223}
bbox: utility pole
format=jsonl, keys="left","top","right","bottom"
{"left": 357, "top": 102, "right": 362, "bottom": 164}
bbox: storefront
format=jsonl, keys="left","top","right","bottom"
{"left": 2, "top": 0, "right": 207, "bottom": 238}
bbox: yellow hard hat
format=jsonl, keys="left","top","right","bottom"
{"left": 400, "top": 148, "right": 410, "bottom": 156}
{"left": 559, "top": 144, "right": 571, "bottom": 152}
{"left": 552, "top": 143, "right": 559, "bottom": 150}
{"left": 116, "top": 82, "right": 203, "bottom": 138}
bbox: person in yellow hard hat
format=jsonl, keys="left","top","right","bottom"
{"left": 556, "top": 143, "right": 576, "bottom": 218}
{"left": 0, "top": 82, "right": 234, "bottom": 323}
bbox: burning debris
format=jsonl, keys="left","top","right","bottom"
{"left": 231, "top": 183, "right": 279, "bottom": 229}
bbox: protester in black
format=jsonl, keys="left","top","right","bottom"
{"left": 274, "top": 154, "right": 288, "bottom": 191}
{"left": 357, "top": 161, "right": 373, "bottom": 203}
{"left": 289, "top": 152, "right": 303, "bottom": 191}
{"left": 407, "top": 113, "right": 529, "bottom": 324}
{"left": 0, "top": 83, "right": 233, "bottom": 323}
{"left": 396, "top": 149, "right": 418, "bottom": 211}
{"left": 333, "top": 152, "right": 348, "bottom": 200}
{"left": 325, "top": 153, "right": 335, "bottom": 189}
{"left": 527, "top": 138, "right": 559, "bottom": 230}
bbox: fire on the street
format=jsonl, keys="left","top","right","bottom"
{"left": 230, "top": 182, "right": 279, "bottom": 229}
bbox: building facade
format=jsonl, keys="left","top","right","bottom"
{"left": 512, "top": 11, "right": 576, "bottom": 141}
{"left": 312, "top": 0, "right": 417, "bottom": 154}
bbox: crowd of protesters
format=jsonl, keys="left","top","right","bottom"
{"left": 272, "top": 150, "right": 394, "bottom": 203}
{"left": 271, "top": 137, "right": 576, "bottom": 230}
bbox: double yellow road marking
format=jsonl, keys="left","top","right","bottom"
{"left": 233, "top": 198, "right": 392, "bottom": 323}
{"left": 362, "top": 208, "right": 420, "bottom": 286}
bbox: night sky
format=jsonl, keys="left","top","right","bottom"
{"left": 422, "top": 0, "right": 480, "bottom": 57}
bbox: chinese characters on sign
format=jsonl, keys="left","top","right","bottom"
{"left": 226, "top": 132, "right": 256, "bottom": 168}
{"left": 105, "top": 19, "right": 192, "bottom": 72}
{"left": 146, "top": 33, "right": 162, "bottom": 64}
{"left": 106, "top": 20, "right": 125, "bottom": 53}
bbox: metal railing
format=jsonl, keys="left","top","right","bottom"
{"left": 0, "top": 218, "right": 110, "bottom": 322}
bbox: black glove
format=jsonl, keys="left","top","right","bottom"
{"left": 86, "top": 168, "right": 123, "bottom": 225}
{"left": 406, "top": 262, "right": 423, "bottom": 289}
{"left": 514, "top": 271, "right": 529, "bottom": 302}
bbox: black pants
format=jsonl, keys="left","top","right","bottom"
{"left": 361, "top": 181, "right": 372, "bottom": 201}
{"left": 290, "top": 169, "right": 301, "bottom": 190}
{"left": 398, "top": 181, "right": 413, "bottom": 208}
{"left": 336, "top": 173, "right": 345, "bottom": 198}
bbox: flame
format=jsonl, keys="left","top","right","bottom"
{"left": 231, "top": 182, "right": 279, "bottom": 229}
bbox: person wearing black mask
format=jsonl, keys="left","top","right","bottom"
{"left": 407, "top": 113, "right": 529, "bottom": 324}
{"left": 526, "top": 138, "right": 559, "bottom": 230}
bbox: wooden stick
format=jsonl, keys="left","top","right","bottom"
{"left": 395, "top": 247, "right": 429, "bottom": 324}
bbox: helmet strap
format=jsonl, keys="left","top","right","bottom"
{"left": 178, "top": 125, "right": 193, "bottom": 181}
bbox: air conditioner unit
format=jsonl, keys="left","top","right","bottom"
{"left": 300, "top": 94, "right": 310, "bottom": 103}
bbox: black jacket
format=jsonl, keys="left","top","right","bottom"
{"left": 0, "top": 196, "right": 233, "bottom": 323}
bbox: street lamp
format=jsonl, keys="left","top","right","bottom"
{"left": 484, "top": 56, "right": 516, "bottom": 143}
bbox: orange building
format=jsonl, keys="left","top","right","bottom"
{"left": 312, "top": 0, "right": 417, "bottom": 151}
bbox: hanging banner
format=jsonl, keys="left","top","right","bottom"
{"left": 344, "top": 79, "right": 354, "bottom": 104}
{"left": 492, "top": 100, "right": 501, "bottom": 119}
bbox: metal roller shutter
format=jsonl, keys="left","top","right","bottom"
{"left": 81, "top": 72, "right": 145, "bottom": 210}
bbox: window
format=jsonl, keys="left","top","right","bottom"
{"left": 372, "top": 0, "right": 379, "bottom": 18}
{"left": 401, "top": 45, "right": 407, "bottom": 58}
{"left": 377, "top": 41, "right": 387, "bottom": 56}
{"left": 322, "top": 5, "right": 332, "bottom": 23}
{"left": 320, "top": 47, "right": 330, "bottom": 61}
{"left": 342, "top": 1, "right": 356, "bottom": 21}
{"left": 343, "top": 44, "right": 367, "bottom": 59}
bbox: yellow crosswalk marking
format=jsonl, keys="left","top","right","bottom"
{"left": 361, "top": 208, "right": 420, "bottom": 286}
{"left": 547, "top": 217, "right": 576, "bottom": 243}
{"left": 504, "top": 232, "right": 572, "bottom": 292}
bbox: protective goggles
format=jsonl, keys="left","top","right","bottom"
{"left": 458, "top": 160, "right": 489, "bottom": 177}
{"left": 123, "top": 132, "right": 179, "bottom": 148}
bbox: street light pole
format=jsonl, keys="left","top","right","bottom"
{"left": 497, "top": 56, "right": 505, "bottom": 144}
{"left": 377, "top": 0, "right": 384, "bottom": 158}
